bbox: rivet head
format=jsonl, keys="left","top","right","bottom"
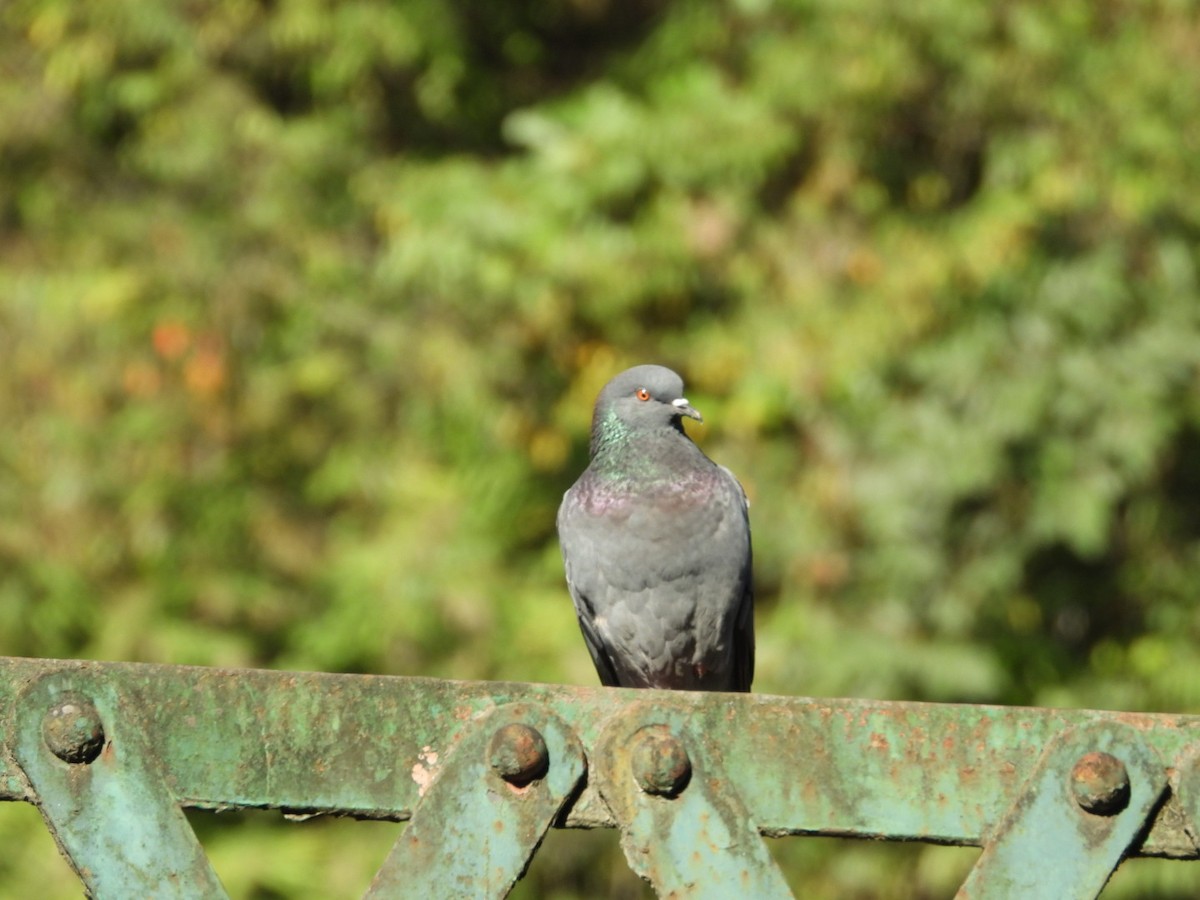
{"left": 1070, "top": 751, "right": 1130, "bottom": 815}
{"left": 42, "top": 695, "right": 105, "bottom": 765}
{"left": 488, "top": 723, "right": 549, "bottom": 786}
{"left": 631, "top": 725, "right": 691, "bottom": 797}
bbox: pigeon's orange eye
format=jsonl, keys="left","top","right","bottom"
{"left": 635, "top": 388, "right": 650, "bottom": 401}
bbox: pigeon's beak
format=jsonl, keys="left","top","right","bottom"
{"left": 671, "top": 397, "right": 703, "bottom": 423}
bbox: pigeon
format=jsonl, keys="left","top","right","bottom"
{"left": 557, "top": 365, "right": 754, "bottom": 692}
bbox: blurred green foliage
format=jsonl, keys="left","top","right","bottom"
{"left": 3, "top": 0, "right": 1200, "bottom": 896}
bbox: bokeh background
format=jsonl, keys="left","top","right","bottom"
{"left": 3, "top": 1, "right": 1200, "bottom": 896}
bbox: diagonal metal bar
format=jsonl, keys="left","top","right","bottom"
{"left": 364, "top": 703, "right": 585, "bottom": 900}
{"left": 957, "top": 721, "right": 1167, "bottom": 899}
{"left": 10, "top": 668, "right": 229, "bottom": 899}
{"left": 594, "top": 703, "right": 793, "bottom": 898}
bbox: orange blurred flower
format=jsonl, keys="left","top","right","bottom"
{"left": 152, "top": 321, "right": 191, "bottom": 360}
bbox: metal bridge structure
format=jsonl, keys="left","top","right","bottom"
{"left": 3, "top": 655, "right": 1199, "bottom": 898}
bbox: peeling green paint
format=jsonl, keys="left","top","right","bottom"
{"left": 3, "top": 657, "right": 1200, "bottom": 898}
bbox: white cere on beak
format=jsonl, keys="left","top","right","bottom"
{"left": 671, "top": 396, "right": 703, "bottom": 423}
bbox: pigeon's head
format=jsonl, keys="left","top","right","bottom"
{"left": 594, "top": 365, "right": 703, "bottom": 433}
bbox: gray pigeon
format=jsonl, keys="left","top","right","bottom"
{"left": 557, "top": 365, "right": 754, "bottom": 692}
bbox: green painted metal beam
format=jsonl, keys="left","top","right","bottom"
{"left": 956, "top": 721, "right": 1168, "bottom": 899}
{"left": 3, "top": 655, "right": 1199, "bottom": 862}
{"left": 365, "top": 703, "right": 586, "bottom": 899}
{"left": 11, "top": 666, "right": 230, "bottom": 898}
{"left": 594, "top": 701, "right": 793, "bottom": 898}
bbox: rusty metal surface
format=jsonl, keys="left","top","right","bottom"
{"left": 3, "top": 654, "right": 1200, "bottom": 865}
{"left": 956, "top": 721, "right": 1168, "bottom": 899}
{"left": 11, "top": 666, "right": 230, "bottom": 898}
{"left": 365, "top": 703, "right": 585, "bottom": 899}
{"left": 594, "top": 703, "right": 793, "bottom": 898}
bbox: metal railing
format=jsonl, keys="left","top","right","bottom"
{"left": 3, "top": 656, "right": 1197, "bottom": 898}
